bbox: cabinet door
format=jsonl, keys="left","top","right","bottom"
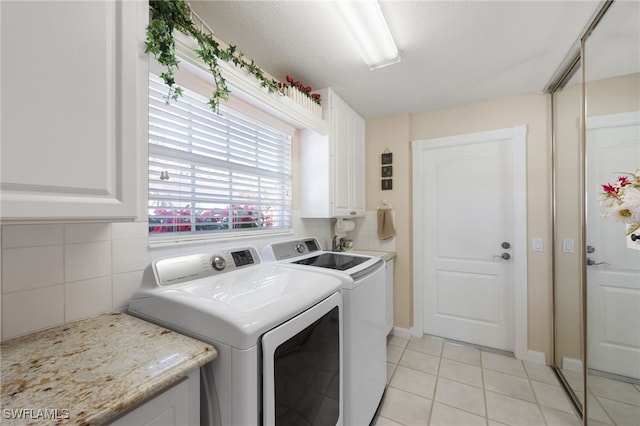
{"left": 349, "top": 110, "right": 366, "bottom": 216}
{"left": 110, "top": 369, "right": 200, "bottom": 426}
{"left": 0, "top": 0, "right": 145, "bottom": 221}
{"left": 331, "top": 93, "right": 354, "bottom": 217}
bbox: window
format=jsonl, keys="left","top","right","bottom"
{"left": 148, "top": 73, "right": 292, "bottom": 241}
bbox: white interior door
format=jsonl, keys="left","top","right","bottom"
{"left": 412, "top": 126, "right": 527, "bottom": 352}
{"left": 586, "top": 111, "right": 640, "bottom": 379}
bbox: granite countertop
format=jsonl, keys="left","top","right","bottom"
{"left": 1, "top": 312, "right": 216, "bottom": 426}
{"left": 347, "top": 249, "right": 397, "bottom": 262}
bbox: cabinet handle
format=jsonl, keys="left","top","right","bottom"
{"left": 350, "top": 211, "right": 356, "bottom": 215}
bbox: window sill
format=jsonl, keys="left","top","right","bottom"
{"left": 148, "top": 229, "right": 294, "bottom": 249}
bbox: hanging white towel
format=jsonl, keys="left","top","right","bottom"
{"left": 377, "top": 208, "right": 395, "bottom": 240}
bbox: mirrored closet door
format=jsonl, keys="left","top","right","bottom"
{"left": 552, "top": 49, "right": 584, "bottom": 411}
{"left": 552, "top": 0, "right": 640, "bottom": 424}
{"left": 583, "top": 0, "right": 640, "bottom": 424}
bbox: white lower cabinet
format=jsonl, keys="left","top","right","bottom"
{"left": 110, "top": 369, "right": 200, "bottom": 426}
{"left": 300, "top": 88, "right": 365, "bottom": 218}
{"left": 0, "top": 0, "right": 146, "bottom": 221}
{"left": 385, "top": 259, "right": 395, "bottom": 335}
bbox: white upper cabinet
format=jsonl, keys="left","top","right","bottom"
{"left": 300, "top": 88, "right": 366, "bottom": 218}
{"left": 0, "top": 0, "right": 147, "bottom": 222}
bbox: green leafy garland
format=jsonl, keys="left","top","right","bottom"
{"left": 145, "top": 0, "right": 282, "bottom": 112}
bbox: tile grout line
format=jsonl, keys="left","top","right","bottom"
{"left": 425, "top": 341, "right": 443, "bottom": 426}
{"left": 480, "top": 351, "right": 490, "bottom": 426}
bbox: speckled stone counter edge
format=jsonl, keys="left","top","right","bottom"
{"left": 1, "top": 312, "right": 216, "bottom": 425}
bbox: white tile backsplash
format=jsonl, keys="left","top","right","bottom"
{"left": 65, "top": 241, "right": 112, "bottom": 283}
{"left": 348, "top": 210, "right": 396, "bottom": 252}
{"left": 2, "top": 224, "right": 64, "bottom": 248}
{"left": 65, "top": 276, "right": 113, "bottom": 322}
{"left": 112, "top": 270, "right": 145, "bottom": 309}
{"left": 112, "top": 238, "right": 149, "bottom": 274}
{"left": 2, "top": 285, "right": 65, "bottom": 339}
{"left": 2, "top": 245, "right": 64, "bottom": 293}
{"left": 65, "top": 223, "right": 112, "bottom": 244}
{"left": 112, "top": 221, "right": 149, "bottom": 240}
{"left": 0, "top": 213, "right": 334, "bottom": 340}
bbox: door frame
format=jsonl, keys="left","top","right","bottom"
{"left": 411, "top": 125, "right": 529, "bottom": 361}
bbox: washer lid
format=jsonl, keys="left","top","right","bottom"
{"left": 129, "top": 263, "right": 342, "bottom": 350}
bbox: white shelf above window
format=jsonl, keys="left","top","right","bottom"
{"left": 173, "top": 33, "right": 327, "bottom": 135}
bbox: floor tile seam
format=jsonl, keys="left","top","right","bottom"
{"left": 592, "top": 395, "right": 627, "bottom": 426}
{"left": 375, "top": 414, "right": 406, "bottom": 426}
{"left": 431, "top": 395, "right": 488, "bottom": 420}
{"left": 538, "top": 404, "right": 578, "bottom": 425}
{"left": 436, "top": 373, "right": 484, "bottom": 391}
{"left": 481, "top": 382, "right": 541, "bottom": 406}
{"left": 592, "top": 392, "right": 640, "bottom": 408}
{"left": 528, "top": 380, "right": 584, "bottom": 414}
{"left": 587, "top": 384, "right": 640, "bottom": 404}
{"left": 394, "top": 362, "right": 440, "bottom": 379}
{"left": 386, "top": 377, "right": 436, "bottom": 401}
{"left": 480, "top": 358, "right": 491, "bottom": 426}
{"left": 402, "top": 347, "right": 442, "bottom": 361}
{"left": 440, "top": 354, "right": 482, "bottom": 368}
{"left": 528, "top": 376, "right": 564, "bottom": 389}
{"left": 588, "top": 385, "right": 640, "bottom": 402}
{"left": 406, "top": 348, "right": 443, "bottom": 358}
{"left": 426, "top": 357, "right": 442, "bottom": 426}
{"left": 483, "top": 389, "right": 549, "bottom": 426}
{"left": 586, "top": 395, "right": 616, "bottom": 426}
{"left": 481, "top": 364, "right": 530, "bottom": 380}
{"left": 536, "top": 399, "right": 581, "bottom": 416}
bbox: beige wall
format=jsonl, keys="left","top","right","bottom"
{"left": 365, "top": 114, "right": 411, "bottom": 327}
{"left": 366, "top": 93, "right": 554, "bottom": 359}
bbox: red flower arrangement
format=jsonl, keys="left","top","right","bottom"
{"left": 279, "top": 75, "right": 322, "bottom": 106}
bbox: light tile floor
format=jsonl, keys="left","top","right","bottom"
{"left": 561, "top": 369, "right": 640, "bottom": 426}
{"left": 372, "top": 334, "right": 584, "bottom": 426}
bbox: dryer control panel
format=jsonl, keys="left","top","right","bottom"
{"left": 263, "top": 238, "right": 322, "bottom": 261}
{"left": 154, "top": 247, "right": 260, "bottom": 286}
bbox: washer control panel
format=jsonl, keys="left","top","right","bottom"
{"left": 264, "top": 238, "right": 322, "bottom": 261}
{"left": 154, "top": 247, "right": 260, "bottom": 286}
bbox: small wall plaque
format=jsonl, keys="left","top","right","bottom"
{"left": 381, "top": 179, "right": 393, "bottom": 190}
{"left": 381, "top": 152, "right": 393, "bottom": 165}
{"left": 381, "top": 166, "right": 393, "bottom": 177}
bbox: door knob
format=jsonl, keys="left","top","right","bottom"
{"left": 501, "top": 242, "right": 511, "bottom": 249}
{"left": 586, "top": 245, "right": 596, "bottom": 254}
{"left": 494, "top": 253, "right": 511, "bottom": 260}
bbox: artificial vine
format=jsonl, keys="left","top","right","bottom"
{"left": 145, "top": 0, "right": 282, "bottom": 112}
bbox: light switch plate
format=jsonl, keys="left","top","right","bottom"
{"left": 532, "top": 238, "right": 543, "bottom": 252}
{"left": 563, "top": 238, "right": 575, "bottom": 253}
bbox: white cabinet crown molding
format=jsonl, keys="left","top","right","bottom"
{"left": 171, "top": 32, "right": 327, "bottom": 135}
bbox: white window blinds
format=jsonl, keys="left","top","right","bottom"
{"left": 148, "top": 73, "right": 292, "bottom": 239}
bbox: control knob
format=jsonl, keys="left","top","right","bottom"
{"left": 211, "top": 255, "right": 226, "bottom": 271}
{"left": 295, "top": 243, "right": 306, "bottom": 254}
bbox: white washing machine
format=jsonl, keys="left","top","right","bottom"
{"left": 262, "top": 238, "right": 387, "bottom": 426}
{"left": 129, "top": 246, "right": 344, "bottom": 426}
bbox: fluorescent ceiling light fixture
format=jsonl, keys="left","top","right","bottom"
{"left": 335, "top": 0, "right": 401, "bottom": 70}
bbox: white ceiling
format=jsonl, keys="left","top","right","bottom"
{"left": 189, "top": 0, "right": 603, "bottom": 119}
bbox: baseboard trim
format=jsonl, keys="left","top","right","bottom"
{"left": 391, "top": 326, "right": 412, "bottom": 339}
{"left": 562, "top": 356, "right": 583, "bottom": 373}
{"left": 525, "top": 350, "right": 547, "bottom": 365}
